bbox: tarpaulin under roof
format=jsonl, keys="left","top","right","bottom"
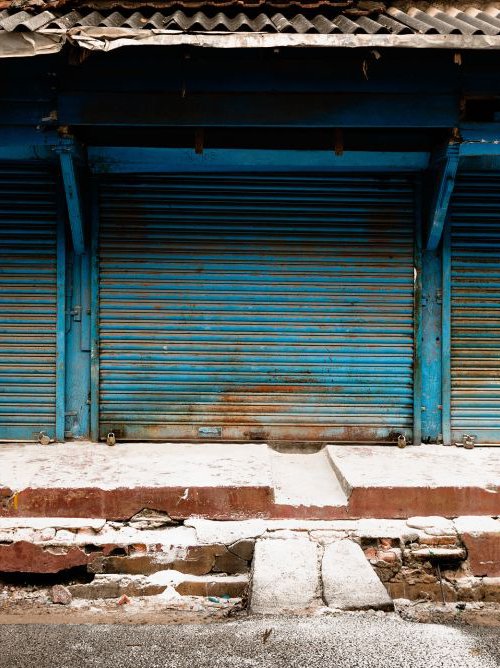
{"left": 3, "top": 3, "right": 500, "bottom": 55}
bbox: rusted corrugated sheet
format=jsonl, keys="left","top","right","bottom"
{"left": 0, "top": 164, "right": 58, "bottom": 442}
{"left": 2, "top": 5, "right": 500, "bottom": 34}
{"left": 450, "top": 172, "right": 500, "bottom": 445}
{"left": 97, "top": 173, "right": 415, "bottom": 444}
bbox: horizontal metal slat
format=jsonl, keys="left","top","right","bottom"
{"left": 0, "top": 162, "right": 58, "bottom": 441}
{"left": 99, "top": 172, "right": 415, "bottom": 442}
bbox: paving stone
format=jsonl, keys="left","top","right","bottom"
{"left": 322, "top": 540, "right": 394, "bottom": 611}
{"left": 186, "top": 519, "right": 267, "bottom": 545}
{"left": 407, "top": 517, "right": 455, "bottom": 536}
{"left": 409, "top": 547, "right": 466, "bottom": 561}
{"left": 127, "top": 509, "right": 178, "bottom": 530}
{"left": 68, "top": 574, "right": 166, "bottom": 599}
{"left": 0, "top": 518, "right": 107, "bottom": 531}
{"left": 250, "top": 536, "right": 319, "bottom": 613}
{"left": 354, "top": 519, "right": 420, "bottom": 542}
{"left": 174, "top": 574, "right": 248, "bottom": 598}
{"left": 454, "top": 516, "right": 500, "bottom": 535}
{"left": 228, "top": 538, "right": 254, "bottom": 562}
{"left": 213, "top": 549, "right": 249, "bottom": 574}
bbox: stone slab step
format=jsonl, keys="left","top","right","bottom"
{"left": 67, "top": 572, "right": 248, "bottom": 600}
{"left": 249, "top": 535, "right": 320, "bottom": 614}
{"left": 322, "top": 540, "right": 394, "bottom": 611}
{"left": 250, "top": 536, "right": 393, "bottom": 614}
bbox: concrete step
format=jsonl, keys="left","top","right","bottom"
{"left": 249, "top": 536, "right": 393, "bottom": 614}
{"left": 322, "top": 540, "right": 394, "bottom": 611}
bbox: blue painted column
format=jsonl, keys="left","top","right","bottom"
{"left": 64, "top": 250, "right": 91, "bottom": 439}
{"left": 421, "top": 248, "right": 443, "bottom": 442}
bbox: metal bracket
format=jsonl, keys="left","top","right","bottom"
{"left": 426, "top": 143, "right": 460, "bottom": 251}
{"left": 54, "top": 138, "right": 86, "bottom": 256}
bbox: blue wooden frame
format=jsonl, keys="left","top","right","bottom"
{"left": 57, "top": 147, "right": 86, "bottom": 255}
{"left": 441, "top": 218, "right": 452, "bottom": 446}
{"left": 426, "top": 144, "right": 460, "bottom": 251}
{"left": 88, "top": 147, "right": 430, "bottom": 174}
{"left": 90, "top": 180, "right": 100, "bottom": 442}
{"left": 413, "top": 177, "right": 423, "bottom": 446}
{"left": 56, "top": 191, "right": 66, "bottom": 442}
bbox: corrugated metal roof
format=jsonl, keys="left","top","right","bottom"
{"left": 2, "top": 5, "right": 500, "bottom": 33}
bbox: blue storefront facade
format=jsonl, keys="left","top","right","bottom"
{"left": 2, "top": 5, "right": 500, "bottom": 447}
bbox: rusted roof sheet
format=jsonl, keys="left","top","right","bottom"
{"left": 2, "top": 5, "right": 500, "bottom": 33}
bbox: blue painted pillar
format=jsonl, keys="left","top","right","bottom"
{"left": 421, "top": 248, "right": 443, "bottom": 442}
{"left": 64, "top": 250, "right": 91, "bottom": 439}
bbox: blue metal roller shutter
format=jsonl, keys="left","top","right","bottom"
{"left": 97, "top": 173, "right": 416, "bottom": 443}
{"left": 450, "top": 171, "right": 500, "bottom": 444}
{"left": 0, "top": 163, "right": 58, "bottom": 441}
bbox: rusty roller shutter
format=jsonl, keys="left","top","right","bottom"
{"left": 0, "top": 163, "right": 58, "bottom": 441}
{"left": 450, "top": 171, "right": 500, "bottom": 444}
{"left": 97, "top": 173, "right": 416, "bottom": 444}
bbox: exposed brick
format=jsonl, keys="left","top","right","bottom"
{"left": 482, "top": 577, "right": 500, "bottom": 603}
{"left": 420, "top": 536, "right": 458, "bottom": 547}
{"left": 88, "top": 554, "right": 174, "bottom": 576}
{"left": 68, "top": 575, "right": 165, "bottom": 599}
{"left": 213, "top": 549, "right": 249, "bottom": 574}
{"left": 228, "top": 539, "right": 255, "bottom": 562}
{"left": 175, "top": 576, "right": 248, "bottom": 598}
{"left": 0, "top": 541, "right": 90, "bottom": 573}
{"left": 386, "top": 581, "right": 456, "bottom": 602}
{"left": 462, "top": 532, "right": 500, "bottom": 577}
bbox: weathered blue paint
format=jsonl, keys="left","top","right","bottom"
{"left": 448, "top": 171, "right": 500, "bottom": 444}
{"left": 426, "top": 144, "right": 460, "bottom": 251}
{"left": 56, "top": 192, "right": 66, "bottom": 442}
{"left": 441, "top": 218, "right": 452, "bottom": 446}
{"left": 57, "top": 147, "right": 86, "bottom": 255}
{"left": 88, "top": 148, "right": 430, "bottom": 174}
{"left": 95, "top": 172, "right": 417, "bottom": 443}
{"left": 90, "top": 181, "right": 100, "bottom": 442}
{"left": 421, "top": 249, "right": 443, "bottom": 442}
{"left": 413, "top": 178, "right": 423, "bottom": 446}
{"left": 64, "top": 251, "right": 91, "bottom": 439}
{"left": 0, "top": 163, "right": 59, "bottom": 442}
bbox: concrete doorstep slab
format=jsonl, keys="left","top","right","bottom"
{"left": 249, "top": 536, "right": 320, "bottom": 614}
{"left": 322, "top": 540, "right": 394, "bottom": 612}
{"left": 249, "top": 535, "right": 393, "bottom": 614}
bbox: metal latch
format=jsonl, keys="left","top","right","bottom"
{"left": 70, "top": 305, "right": 82, "bottom": 322}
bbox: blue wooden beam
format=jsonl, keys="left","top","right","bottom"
{"left": 59, "top": 92, "right": 459, "bottom": 128}
{"left": 88, "top": 147, "right": 430, "bottom": 173}
{"left": 56, "top": 143, "right": 86, "bottom": 255}
{"left": 426, "top": 144, "right": 460, "bottom": 251}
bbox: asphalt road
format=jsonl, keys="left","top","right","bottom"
{"left": 0, "top": 615, "right": 498, "bottom": 668}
